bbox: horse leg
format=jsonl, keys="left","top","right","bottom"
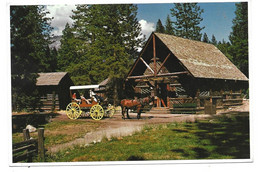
{"left": 126, "top": 108, "right": 131, "bottom": 119}
{"left": 137, "top": 105, "right": 141, "bottom": 119}
{"left": 121, "top": 106, "right": 125, "bottom": 120}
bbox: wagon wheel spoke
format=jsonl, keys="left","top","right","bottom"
{"left": 66, "top": 102, "right": 82, "bottom": 120}
{"left": 105, "top": 104, "right": 115, "bottom": 118}
{"left": 90, "top": 104, "right": 104, "bottom": 120}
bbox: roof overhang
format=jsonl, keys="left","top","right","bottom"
{"left": 70, "top": 85, "right": 100, "bottom": 90}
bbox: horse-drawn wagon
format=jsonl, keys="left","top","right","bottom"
{"left": 66, "top": 85, "right": 115, "bottom": 120}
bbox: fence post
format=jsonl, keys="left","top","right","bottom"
{"left": 37, "top": 128, "right": 45, "bottom": 162}
{"left": 51, "top": 91, "right": 56, "bottom": 112}
{"left": 196, "top": 89, "right": 200, "bottom": 108}
{"left": 23, "top": 129, "right": 30, "bottom": 141}
{"left": 23, "top": 129, "right": 32, "bottom": 162}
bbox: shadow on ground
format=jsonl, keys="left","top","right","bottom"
{"left": 127, "top": 155, "right": 145, "bottom": 161}
{"left": 195, "top": 112, "right": 250, "bottom": 159}
{"left": 12, "top": 113, "right": 59, "bottom": 133}
{"left": 170, "top": 111, "right": 250, "bottom": 159}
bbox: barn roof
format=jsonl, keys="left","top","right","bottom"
{"left": 99, "top": 78, "right": 110, "bottom": 87}
{"left": 154, "top": 32, "right": 248, "bottom": 81}
{"left": 36, "top": 72, "right": 68, "bottom": 86}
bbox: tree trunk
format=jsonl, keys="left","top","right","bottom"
{"left": 113, "top": 81, "right": 118, "bottom": 106}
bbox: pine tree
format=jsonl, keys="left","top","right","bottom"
{"left": 11, "top": 5, "right": 53, "bottom": 111}
{"left": 165, "top": 15, "right": 174, "bottom": 35}
{"left": 217, "top": 39, "right": 232, "bottom": 61}
{"left": 45, "top": 46, "right": 58, "bottom": 72}
{"left": 69, "top": 4, "right": 144, "bottom": 102}
{"left": 57, "top": 22, "right": 91, "bottom": 85}
{"left": 229, "top": 2, "right": 248, "bottom": 77}
{"left": 211, "top": 34, "right": 218, "bottom": 45}
{"left": 70, "top": 4, "right": 143, "bottom": 84}
{"left": 170, "top": 3, "right": 205, "bottom": 40}
{"left": 202, "top": 33, "right": 209, "bottom": 43}
{"left": 57, "top": 23, "right": 86, "bottom": 70}
{"left": 155, "top": 19, "right": 165, "bottom": 33}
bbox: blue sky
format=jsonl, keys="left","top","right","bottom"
{"left": 137, "top": 2, "right": 236, "bottom": 42}
{"left": 46, "top": 2, "right": 237, "bottom": 43}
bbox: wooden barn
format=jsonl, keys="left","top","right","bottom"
{"left": 125, "top": 32, "right": 248, "bottom": 114}
{"left": 36, "top": 72, "right": 74, "bottom": 111}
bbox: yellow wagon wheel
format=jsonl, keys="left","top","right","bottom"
{"left": 105, "top": 104, "right": 115, "bottom": 118}
{"left": 66, "top": 102, "right": 82, "bottom": 120}
{"left": 90, "top": 104, "right": 104, "bottom": 120}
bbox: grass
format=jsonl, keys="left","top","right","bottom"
{"left": 12, "top": 117, "right": 101, "bottom": 150}
{"left": 46, "top": 113, "right": 250, "bottom": 162}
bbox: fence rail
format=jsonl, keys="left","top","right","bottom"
{"left": 168, "top": 92, "right": 243, "bottom": 114}
{"left": 169, "top": 98, "right": 197, "bottom": 107}
{"left": 12, "top": 128, "right": 45, "bottom": 163}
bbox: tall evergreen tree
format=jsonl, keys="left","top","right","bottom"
{"left": 202, "top": 33, "right": 209, "bottom": 43}
{"left": 155, "top": 19, "right": 165, "bottom": 33}
{"left": 217, "top": 39, "right": 232, "bottom": 61}
{"left": 68, "top": 4, "right": 144, "bottom": 102}
{"left": 229, "top": 2, "right": 248, "bottom": 77}
{"left": 57, "top": 23, "right": 87, "bottom": 71}
{"left": 170, "top": 3, "right": 205, "bottom": 40}
{"left": 211, "top": 34, "right": 218, "bottom": 45}
{"left": 165, "top": 15, "right": 174, "bottom": 35}
{"left": 11, "top": 5, "right": 53, "bottom": 111}
{"left": 45, "top": 46, "right": 58, "bottom": 72}
{"left": 57, "top": 22, "right": 91, "bottom": 85}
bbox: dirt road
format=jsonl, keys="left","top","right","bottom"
{"left": 48, "top": 100, "right": 249, "bottom": 153}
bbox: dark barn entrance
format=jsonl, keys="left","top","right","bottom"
{"left": 157, "top": 83, "right": 167, "bottom": 107}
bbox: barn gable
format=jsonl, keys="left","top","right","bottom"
{"left": 127, "top": 32, "right": 248, "bottom": 81}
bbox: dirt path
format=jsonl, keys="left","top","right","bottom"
{"left": 48, "top": 100, "right": 249, "bottom": 153}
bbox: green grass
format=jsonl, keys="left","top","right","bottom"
{"left": 46, "top": 114, "right": 250, "bottom": 162}
{"left": 12, "top": 119, "right": 101, "bottom": 149}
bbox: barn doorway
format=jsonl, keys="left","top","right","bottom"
{"left": 158, "top": 83, "right": 168, "bottom": 107}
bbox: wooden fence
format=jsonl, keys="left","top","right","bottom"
{"left": 13, "top": 128, "right": 45, "bottom": 163}
{"left": 40, "top": 93, "right": 59, "bottom": 111}
{"left": 168, "top": 90, "right": 243, "bottom": 114}
{"left": 169, "top": 98, "right": 199, "bottom": 114}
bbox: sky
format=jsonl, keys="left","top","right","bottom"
{"left": 46, "top": 2, "right": 237, "bottom": 43}
{"left": 137, "top": 2, "right": 236, "bottom": 42}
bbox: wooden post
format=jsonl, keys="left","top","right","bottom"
{"left": 209, "top": 89, "right": 212, "bottom": 103}
{"left": 167, "top": 84, "right": 170, "bottom": 107}
{"left": 153, "top": 34, "right": 157, "bottom": 76}
{"left": 23, "top": 128, "right": 32, "bottom": 162}
{"left": 37, "top": 128, "right": 45, "bottom": 162}
{"left": 51, "top": 91, "right": 56, "bottom": 112}
{"left": 196, "top": 89, "right": 200, "bottom": 108}
{"left": 157, "top": 98, "right": 160, "bottom": 107}
{"left": 220, "top": 89, "right": 224, "bottom": 106}
{"left": 23, "top": 129, "right": 30, "bottom": 141}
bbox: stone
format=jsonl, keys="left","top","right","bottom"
{"left": 26, "top": 125, "right": 37, "bottom": 133}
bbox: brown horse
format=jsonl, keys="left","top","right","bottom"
{"left": 120, "top": 96, "right": 153, "bottom": 119}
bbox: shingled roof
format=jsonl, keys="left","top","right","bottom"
{"left": 36, "top": 72, "right": 68, "bottom": 86}
{"left": 154, "top": 32, "right": 248, "bottom": 81}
